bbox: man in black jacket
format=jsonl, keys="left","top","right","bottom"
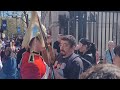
{"left": 53, "top": 35, "right": 83, "bottom": 79}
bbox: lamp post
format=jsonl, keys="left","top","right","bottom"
{"left": 76, "top": 15, "right": 79, "bottom": 44}
{"left": 67, "top": 15, "right": 70, "bottom": 35}
{"left": 16, "top": 15, "right": 18, "bottom": 35}
{"left": 68, "top": 19, "right": 70, "bottom": 35}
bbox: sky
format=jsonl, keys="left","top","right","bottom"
{"left": 0, "top": 11, "right": 41, "bottom": 19}
{"left": 0, "top": 11, "right": 31, "bottom": 19}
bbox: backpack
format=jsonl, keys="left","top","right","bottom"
{"left": 79, "top": 56, "right": 93, "bottom": 72}
{"left": 56, "top": 53, "right": 92, "bottom": 73}
{"left": 69, "top": 54, "right": 92, "bottom": 72}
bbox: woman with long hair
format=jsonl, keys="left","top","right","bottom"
{"left": 78, "top": 38, "right": 96, "bottom": 65}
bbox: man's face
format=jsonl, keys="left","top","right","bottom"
{"left": 60, "top": 40, "right": 74, "bottom": 56}
{"left": 108, "top": 43, "right": 114, "bottom": 50}
{"left": 33, "top": 39, "right": 44, "bottom": 51}
{"left": 5, "top": 47, "right": 10, "bottom": 56}
{"left": 12, "top": 42, "right": 15, "bottom": 46}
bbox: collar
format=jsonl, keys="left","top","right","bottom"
{"left": 32, "top": 51, "right": 40, "bottom": 55}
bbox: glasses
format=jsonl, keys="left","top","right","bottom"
{"left": 59, "top": 43, "right": 69, "bottom": 48}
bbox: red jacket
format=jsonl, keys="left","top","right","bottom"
{"left": 20, "top": 51, "right": 47, "bottom": 79}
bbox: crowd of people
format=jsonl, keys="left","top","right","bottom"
{"left": 52, "top": 35, "right": 120, "bottom": 79}
{"left": 0, "top": 37, "right": 23, "bottom": 79}
{"left": 0, "top": 26, "right": 120, "bottom": 79}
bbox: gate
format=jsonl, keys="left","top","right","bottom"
{"left": 85, "top": 11, "right": 120, "bottom": 59}
{"left": 59, "top": 11, "right": 120, "bottom": 59}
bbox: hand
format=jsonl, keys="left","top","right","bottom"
{"left": 53, "top": 61, "right": 58, "bottom": 68}
{"left": 53, "top": 61, "right": 61, "bottom": 69}
{"left": 53, "top": 68, "right": 64, "bottom": 79}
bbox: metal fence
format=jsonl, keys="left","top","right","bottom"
{"left": 59, "top": 11, "right": 120, "bottom": 59}
{"left": 85, "top": 11, "right": 120, "bottom": 59}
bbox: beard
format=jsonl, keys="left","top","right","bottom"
{"left": 60, "top": 50, "right": 66, "bottom": 56}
